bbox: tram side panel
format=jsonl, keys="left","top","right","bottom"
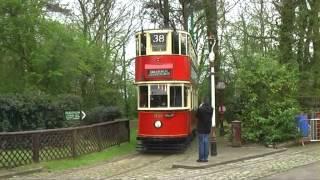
{"left": 135, "top": 55, "right": 191, "bottom": 81}
{"left": 137, "top": 111, "right": 192, "bottom": 139}
{"left": 135, "top": 54, "right": 197, "bottom": 148}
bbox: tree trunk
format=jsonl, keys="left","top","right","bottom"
{"left": 310, "top": 0, "right": 320, "bottom": 66}
{"left": 204, "top": 0, "right": 219, "bottom": 74}
{"left": 278, "top": 0, "right": 296, "bottom": 66}
{"left": 161, "top": 0, "right": 170, "bottom": 28}
{"left": 296, "top": 0, "right": 308, "bottom": 71}
{"left": 259, "top": 0, "right": 266, "bottom": 55}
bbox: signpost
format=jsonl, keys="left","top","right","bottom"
{"left": 65, "top": 111, "right": 86, "bottom": 121}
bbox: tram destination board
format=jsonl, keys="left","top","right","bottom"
{"left": 151, "top": 33, "right": 167, "bottom": 51}
{"left": 148, "top": 69, "right": 171, "bottom": 77}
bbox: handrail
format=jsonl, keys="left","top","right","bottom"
{"left": 0, "top": 119, "right": 129, "bottom": 135}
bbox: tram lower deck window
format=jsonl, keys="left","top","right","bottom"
{"left": 170, "top": 86, "right": 182, "bottom": 107}
{"left": 139, "top": 86, "right": 148, "bottom": 107}
{"left": 150, "top": 84, "right": 167, "bottom": 107}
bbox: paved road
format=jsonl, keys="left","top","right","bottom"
{"left": 10, "top": 143, "right": 320, "bottom": 180}
{"left": 261, "top": 161, "right": 320, "bottom": 180}
{"left": 111, "top": 144, "right": 320, "bottom": 180}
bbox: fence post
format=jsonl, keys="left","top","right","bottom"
{"left": 97, "top": 126, "right": 102, "bottom": 151}
{"left": 32, "top": 133, "right": 40, "bottom": 163}
{"left": 117, "top": 121, "right": 120, "bottom": 146}
{"left": 127, "top": 120, "right": 130, "bottom": 143}
{"left": 71, "top": 129, "right": 77, "bottom": 158}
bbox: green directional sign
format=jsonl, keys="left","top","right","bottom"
{"left": 64, "top": 111, "right": 86, "bottom": 121}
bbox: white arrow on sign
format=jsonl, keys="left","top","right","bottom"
{"left": 81, "top": 111, "right": 86, "bottom": 120}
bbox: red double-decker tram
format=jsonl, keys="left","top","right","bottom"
{"left": 135, "top": 29, "right": 198, "bottom": 151}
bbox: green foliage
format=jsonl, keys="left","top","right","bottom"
{"left": 84, "top": 106, "right": 121, "bottom": 125}
{"left": 0, "top": 0, "right": 120, "bottom": 111}
{"left": 0, "top": 94, "right": 82, "bottom": 132}
{"left": 232, "top": 54, "right": 300, "bottom": 144}
{"left": 0, "top": 0, "right": 43, "bottom": 93}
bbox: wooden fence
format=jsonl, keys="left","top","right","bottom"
{"left": 0, "top": 119, "right": 130, "bottom": 168}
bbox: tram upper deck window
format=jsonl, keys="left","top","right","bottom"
{"left": 170, "top": 86, "right": 182, "bottom": 107}
{"left": 172, "top": 32, "right": 179, "bottom": 54}
{"left": 141, "top": 33, "right": 146, "bottom": 55}
{"left": 139, "top": 86, "right": 148, "bottom": 108}
{"left": 135, "top": 35, "right": 139, "bottom": 56}
{"left": 150, "top": 33, "right": 167, "bottom": 52}
{"left": 150, "top": 84, "right": 168, "bottom": 107}
{"left": 181, "top": 33, "right": 187, "bottom": 55}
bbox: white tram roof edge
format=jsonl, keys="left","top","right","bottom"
{"left": 135, "top": 81, "right": 191, "bottom": 85}
{"left": 135, "top": 29, "right": 190, "bottom": 35}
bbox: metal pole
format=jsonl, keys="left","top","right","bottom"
{"left": 210, "top": 66, "right": 217, "bottom": 156}
{"left": 209, "top": 38, "right": 217, "bottom": 156}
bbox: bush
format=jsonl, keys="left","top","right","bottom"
{"left": 232, "top": 54, "right": 300, "bottom": 144}
{"left": 0, "top": 94, "right": 82, "bottom": 132}
{"left": 84, "top": 106, "right": 121, "bottom": 125}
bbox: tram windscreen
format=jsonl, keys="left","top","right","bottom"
{"left": 151, "top": 33, "right": 167, "bottom": 52}
{"left": 150, "top": 84, "right": 167, "bottom": 107}
{"left": 170, "top": 86, "right": 182, "bottom": 107}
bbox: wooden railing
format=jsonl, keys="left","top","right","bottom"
{"left": 0, "top": 119, "right": 130, "bottom": 168}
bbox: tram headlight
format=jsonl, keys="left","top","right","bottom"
{"left": 154, "top": 120, "right": 162, "bottom": 128}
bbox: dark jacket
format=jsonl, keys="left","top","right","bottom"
{"left": 196, "top": 103, "right": 213, "bottom": 134}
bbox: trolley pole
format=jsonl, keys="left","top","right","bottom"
{"left": 209, "top": 38, "right": 217, "bottom": 156}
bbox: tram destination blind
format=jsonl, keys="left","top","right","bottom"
{"left": 151, "top": 33, "right": 167, "bottom": 51}
{"left": 148, "top": 69, "right": 171, "bottom": 77}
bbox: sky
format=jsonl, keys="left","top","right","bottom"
{"left": 53, "top": 0, "right": 268, "bottom": 62}
{"left": 57, "top": 0, "right": 145, "bottom": 60}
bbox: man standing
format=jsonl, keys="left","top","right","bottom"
{"left": 196, "top": 98, "right": 213, "bottom": 162}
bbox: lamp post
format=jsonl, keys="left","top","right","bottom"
{"left": 209, "top": 39, "right": 217, "bottom": 156}
{"left": 217, "top": 81, "right": 226, "bottom": 136}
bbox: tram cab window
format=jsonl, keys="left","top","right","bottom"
{"left": 150, "top": 84, "right": 168, "bottom": 107}
{"left": 172, "top": 32, "right": 179, "bottom": 54}
{"left": 180, "top": 33, "right": 187, "bottom": 55}
{"left": 141, "top": 33, "right": 146, "bottom": 55}
{"left": 150, "top": 33, "right": 167, "bottom": 52}
{"left": 170, "top": 86, "right": 182, "bottom": 107}
{"left": 139, "top": 86, "right": 148, "bottom": 107}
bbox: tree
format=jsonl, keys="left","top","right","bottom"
{"left": 233, "top": 54, "right": 299, "bottom": 144}
{"left": 0, "top": 0, "right": 44, "bottom": 92}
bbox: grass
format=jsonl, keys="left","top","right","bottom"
{"left": 38, "top": 127, "right": 137, "bottom": 171}
{"left": 0, "top": 122, "right": 138, "bottom": 172}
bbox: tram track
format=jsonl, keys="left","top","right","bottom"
{"left": 105, "top": 153, "right": 176, "bottom": 179}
